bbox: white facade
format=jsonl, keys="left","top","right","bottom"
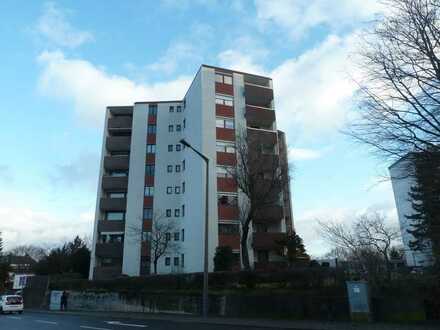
{"left": 389, "top": 157, "right": 434, "bottom": 267}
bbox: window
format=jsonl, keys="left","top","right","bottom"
{"left": 176, "top": 144, "right": 181, "bottom": 151}
{"left": 109, "top": 192, "right": 125, "bottom": 198}
{"left": 216, "top": 73, "right": 233, "bottom": 85}
{"left": 148, "top": 104, "right": 157, "bottom": 116}
{"left": 219, "top": 223, "right": 240, "bottom": 234}
{"left": 168, "top": 125, "right": 174, "bottom": 132}
{"left": 169, "top": 106, "right": 174, "bottom": 113}
{"left": 165, "top": 257, "right": 171, "bottom": 266}
{"left": 167, "top": 165, "right": 173, "bottom": 173}
{"left": 216, "top": 118, "right": 235, "bottom": 129}
{"left": 166, "top": 233, "right": 171, "bottom": 241}
{"left": 176, "top": 105, "right": 182, "bottom": 112}
{"left": 167, "top": 186, "right": 173, "bottom": 194}
{"left": 216, "top": 141, "right": 236, "bottom": 153}
{"left": 175, "top": 209, "right": 180, "bottom": 217}
{"left": 182, "top": 182, "right": 185, "bottom": 193}
{"left": 182, "top": 160, "right": 185, "bottom": 170}
{"left": 216, "top": 166, "right": 232, "bottom": 178}
{"left": 142, "top": 232, "right": 151, "bottom": 241}
{"left": 175, "top": 186, "right": 180, "bottom": 194}
{"left": 218, "top": 194, "right": 238, "bottom": 206}
{"left": 110, "top": 171, "right": 127, "bottom": 177}
{"left": 174, "top": 232, "right": 180, "bottom": 241}
{"left": 174, "top": 257, "right": 180, "bottom": 266}
{"left": 215, "top": 94, "right": 233, "bottom": 106}
{"left": 146, "top": 144, "right": 156, "bottom": 154}
{"left": 166, "top": 209, "right": 172, "bottom": 217}
{"left": 144, "top": 186, "right": 154, "bottom": 197}
{"left": 176, "top": 124, "right": 182, "bottom": 132}
{"left": 181, "top": 229, "right": 185, "bottom": 242}
{"left": 183, "top": 119, "right": 186, "bottom": 129}
{"left": 168, "top": 144, "right": 173, "bottom": 152}
{"left": 147, "top": 124, "right": 156, "bottom": 134}
{"left": 182, "top": 204, "right": 185, "bottom": 217}
{"left": 181, "top": 253, "right": 185, "bottom": 267}
{"left": 145, "top": 165, "right": 155, "bottom": 176}
{"left": 106, "top": 212, "right": 124, "bottom": 221}
{"left": 143, "top": 208, "right": 153, "bottom": 219}
{"left": 175, "top": 164, "right": 181, "bottom": 172}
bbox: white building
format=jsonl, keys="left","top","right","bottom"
{"left": 389, "top": 155, "right": 434, "bottom": 268}
{"left": 89, "top": 65, "right": 294, "bottom": 279}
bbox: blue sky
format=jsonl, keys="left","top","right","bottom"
{"left": 0, "top": 0, "right": 395, "bottom": 256}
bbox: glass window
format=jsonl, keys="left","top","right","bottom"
{"left": 219, "top": 223, "right": 240, "bottom": 234}
{"left": 143, "top": 208, "right": 153, "bottom": 219}
{"left": 146, "top": 144, "right": 156, "bottom": 154}
{"left": 168, "top": 125, "right": 173, "bottom": 132}
{"left": 174, "top": 232, "right": 180, "bottom": 241}
{"left": 142, "top": 232, "right": 151, "bottom": 241}
{"left": 216, "top": 118, "right": 235, "bottom": 129}
{"left": 175, "top": 186, "right": 180, "bottom": 194}
{"left": 167, "top": 186, "right": 172, "bottom": 194}
{"left": 224, "top": 75, "right": 233, "bottom": 85}
{"left": 218, "top": 194, "right": 238, "bottom": 206}
{"left": 174, "top": 257, "right": 180, "bottom": 266}
{"left": 167, "top": 165, "right": 173, "bottom": 173}
{"left": 109, "top": 192, "right": 125, "bottom": 198}
{"left": 182, "top": 160, "right": 185, "bottom": 170}
{"left": 165, "top": 257, "right": 171, "bottom": 266}
{"left": 176, "top": 124, "right": 181, "bottom": 131}
{"left": 216, "top": 119, "right": 224, "bottom": 128}
{"left": 175, "top": 165, "right": 181, "bottom": 172}
{"left": 168, "top": 144, "right": 173, "bottom": 152}
{"left": 106, "top": 212, "right": 124, "bottom": 221}
{"left": 182, "top": 204, "right": 185, "bottom": 217}
{"left": 176, "top": 144, "right": 181, "bottom": 151}
{"left": 147, "top": 125, "right": 156, "bottom": 134}
{"left": 110, "top": 171, "right": 127, "bottom": 177}
{"left": 215, "top": 73, "right": 223, "bottom": 83}
{"left": 166, "top": 233, "right": 171, "bottom": 241}
{"left": 145, "top": 165, "right": 155, "bottom": 176}
{"left": 183, "top": 119, "right": 186, "bottom": 129}
{"left": 216, "top": 141, "right": 235, "bottom": 153}
{"left": 148, "top": 104, "right": 157, "bottom": 116}
{"left": 181, "top": 229, "right": 185, "bottom": 242}
{"left": 175, "top": 209, "right": 180, "bottom": 217}
{"left": 144, "top": 186, "right": 154, "bottom": 197}
{"left": 225, "top": 119, "right": 234, "bottom": 129}
{"left": 166, "top": 209, "right": 171, "bottom": 217}
{"left": 215, "top": 94, "right": 233, "bottom": 106}
{"left": 169, "top": 106, "right": 174, "bottom": 113}
{"left": 182, "top": 181, "right": 185, "bottom": 193}
{"left": 176, "top": 106, "right": 182, "bottom": 112}
{"left": 216, "top": 73, "right": 233, "bottom": 85}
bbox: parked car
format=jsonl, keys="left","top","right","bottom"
{"left": 0, "top": 295, "right": 24, "bottom": 314}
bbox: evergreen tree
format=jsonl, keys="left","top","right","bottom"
{"left": 277, "top": 231, "right": 310, "bottom": 266}
{"left": 214, "top": 246, "right": 235, "bottom": 272}
{"left": 0, "top": 231, "right": 3, "bottom": 256}
{"left": 406, "top": 151, "right": 440, "bottom": 266}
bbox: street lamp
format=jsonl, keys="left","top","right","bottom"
{"left": 180, "top": 138, "right": 210, "bottom": 318}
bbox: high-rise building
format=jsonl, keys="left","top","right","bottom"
{"left": 89, "top": 65, "right": 294, "bottom": 280}
{"left": 389, "top": 155, "right": 434, "bottom": 268}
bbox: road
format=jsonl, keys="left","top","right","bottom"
{"left": 0, "top": 311, "right": 280, "bottom": 330}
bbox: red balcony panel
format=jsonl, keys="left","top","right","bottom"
{"left": 146, "top": 153, "right": 155, "bottom": 164}
{"left": 142, "top": 220, "right": 152, "bottom": 231}
{"left": 218, "top": 205, "right": 239, "bottom": 220}
{"left": 141, "top": 242, "right": 150, "bottom": 257}
{"left": 216, "top": 128, "right": 235, "bottom": 141}
{"left": 216, "top": 152, "right": 236, "bottom": 166}
{"left": 144, "top": 196, "right": 153, "bottom": 207}
{"left": 219, "top": 234, "right": 240, "bottom": 249}
{"left": 145, "top": 176, "right": 155, "bottom": 186}
{"left": 147, "top": 134, "right": 156, "bottom": 144}
{"left": 253, "top": 232, "right": 286, "bottom": 250}
{"left": 148, "top": 115, "right": 157, "bottom": 124}
{"left": 215, "top": 82, "right": 234, "bottom": 95}
{"left": 216, "top": 104, "right": 234, "bottom": 117}
{"left": 217, "top": 177, "right": 237, "bottom": 192}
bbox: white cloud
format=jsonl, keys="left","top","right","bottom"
{"left": 255, "top": 0, "right": 383, "bottom": 39}
{"left": 37, "top": 51, "right": 192, "bottom": 125}
{"left": 288, "top": 147, "right": 322, "bottom": 161}
{"left": 218, "top": 50, "right": 267, "bottom": 75}
{"left": 36, "top": 2, "right": 93, "bottom": 48}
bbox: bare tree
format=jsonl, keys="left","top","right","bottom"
{"left": 229, "top": 130, "right": 288, "bottom": 270}
{"left": 7, "top": 245, "right": 49, "bottom": 262}
{"left": 346, "top": 0, "right": 440, "bottom": 162}
{"left": 318, "top": 212, "right": 401, "bottom": 281}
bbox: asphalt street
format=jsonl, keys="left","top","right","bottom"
{"left": 0, "top": 311, "right": 280, "bottom": 330}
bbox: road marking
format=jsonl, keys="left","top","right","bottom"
{"left": 36, "top": 320, "right": 58, "bottom": 325}
{"left": 6, "top": 316, "right": 22, "bottom": 319}
{"left": 80, "top": 326, "right": 111, "bottom": 330}
{"left": 105, "top": 320, "right": 148, "bottom": 327}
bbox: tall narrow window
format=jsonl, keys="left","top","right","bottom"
{"left": 166, "top": 209, "right": 171, "bottom": 217}
{"left": 176, "top": 144, "right": 181, "bottom": 151}
{"left": 181, "top": 229, "right": 185, "bottom": 242}
{"left": 175, "top": 209, "right": 180, "bottom": 217}
{"left": 174, "top": 232, "right": 180, "bottom": 241}
{"left": 143, "top": 208, "right": 153, "bottom": 219}
{"left": 182, "top": 204, "right": 185, "bottom": 217}
{"left": 169, "top": 106, "right": 174, "bottom": 113}
{"left": 144, "top": 186, "right": 154, "bottom": 196}
{"left": 168, "top": 125, "right": 174, "bottom": 132}
{"left": 181, "top": 254, "right": 185, "bottom": 267}
{"left": 146, "top": 144, "right": 156, "bottom": 154}
{"left": 148, "top": 104, "right": 157, "bottom": 116}
{"left": 167, "top": 186, "right": 172, "bottom": 194}
{"left": 147, "top": 125, "right": 156, "bottom": 134}
{"left": 167, "top": 165, "right": 173, "bottom": 173}
{"left": 165, "top": 257, "right": 170, "bottom": 266}
{"left": 176, "top": 105, "right": 182, "bottom": 112}
{"left": 182, "top": 182, "right": 185, "bottom": 194}
{"left": 174, "top": 257, "right": 180, "bottom": 266}
{"left": 145, "top": 165, "right": 155, "bottom": 176}
{"left": 168, "top": 145, "right": 173, "bottom": 152}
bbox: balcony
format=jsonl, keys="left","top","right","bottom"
{"left": 108, "top": 116, "right": 132, "bottom": 129}
{"left": 216, "top": 104, "right": 234, "bottom": 117}
{"left": 141, "top": 242, "right": 150, "bottom": 257}
{"left": 216, "top": 128, "right": 235, "bottom": 141}
{"left": 108, "top": 106, "right": 133, "bottom": 116}
{"left": 217, "top": 177, "right": 237, "bottom": 192}
{"left": 252, "top": 232, "right": 286, "bottom": 250}
{"left": 247, "top": 128, "right": 277, "bottom": 145}
{"left": 98, "top": 220, "right": 125, "bottom": 232}
{"left": 216, "top": 152, "right": 236, "bottom": 166}
{"left": 244, "top": 83, "right": 273, "bottom": 108}
{"left": 254, "top": 205, "right": 283, "bottom": 224}
{"left": 106, "top": 136, "right": 131, "bottom": 152}
{"left": 245, "top": 105, "right": 275, "bottom": 129}
{"left": 102, "top": 176, "right": 128, "bottom": 191}
{"left": 93, "top": 266, "right": 122, "bottom": 280}
{"left": 219, "top": 234, "right": 240, "bottom": 250}
{"left": 215, "top": 82, "right": 234, "bottom": 95}
{"left": 100, "top": 197, "right": 127, "bottom": 212}
{"left": 95, "top": 242, "right": 123, "bottom": 258}
{"left": 104, "top": 156, "right": 129, "bottom": 171}
{"left": 218, "top": 205, "right": 239, "bottom": 220}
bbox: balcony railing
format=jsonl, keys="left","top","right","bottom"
{"left": 98, "top": 220, "right": 125, "bottom": 232}
{"left": 102, "top": 176, "right": 128, "bottom": 191}
{"left": 254, "top": 205, "right": 283, "bottom": 224}
{"left": 106, "top": 136, "right": 131, "bottom": 152}
{"left": 245, "top": 105, "right": 275, "bottom": 129}
{"left": 108, "top": 116, "right": 132, "bottom": 130}
{"left": 252, "top": 232, "right": 286, "bottom": 250}
{"left": 244, "top": 83, "right": 273, "bottom": 108}
{"left": 104, "top": 156, "right": 129, "bottom": 171}
{"left": 95, "top": 242, "right": 123, "bottom": 258}
{"left": 100, "top": 197, "right": 127, "bottom": 212}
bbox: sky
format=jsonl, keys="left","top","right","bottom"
{"left": 0, "top": 0, "right": 397, "bottom": 257}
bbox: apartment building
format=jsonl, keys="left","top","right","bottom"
{"left": 89, "top": 65, "right": 294, "bottom": 280}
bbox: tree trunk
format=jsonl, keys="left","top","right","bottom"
{"left": 153, "top": 258, "right": 158, "bottom": 274}
{"left": 241, "top": 222, "right": 251, "bottom": 270}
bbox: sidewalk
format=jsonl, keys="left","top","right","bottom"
{"left": 27, "top": 309, "right": 439, "bottom": 330}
